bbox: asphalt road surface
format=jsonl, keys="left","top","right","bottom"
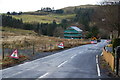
{"left": 1, "top": 40, "right": 109, "bottom": 79}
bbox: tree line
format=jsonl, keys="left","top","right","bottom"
{"left": 7, "top": 12, "right": 23, "bottom": 15}
{"left": 37, "top": 7, "right": 64, "bottom": 14}
{"left": 2, "top": 14, "right": 68, "bottom": 37}
{"left": 6, "top": 7, "right": 64, "bottom": 16}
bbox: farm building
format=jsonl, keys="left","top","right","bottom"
{"left": 64, "top": 26, "right": 83, "bottom": 39}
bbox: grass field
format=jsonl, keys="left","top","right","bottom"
{"left": 1, "top": 27, "right": 90, "bottom": 51}
{"left": 12, "top": 14, "right": 75, "bottom": 23}
{"left": 1, "top": 27, "right": 37, "bottom": 36}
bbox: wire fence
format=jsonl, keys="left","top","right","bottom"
{"left": 1, "top": 43, "right": 58, "bottom": 59}
{"left": 1, "top": 39, "right": 91, "bottom": 59}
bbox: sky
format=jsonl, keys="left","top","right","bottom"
{"left": 0, "top": 0, "right": 102, "bottom": 13}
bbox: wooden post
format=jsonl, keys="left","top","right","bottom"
{"left": 45, "top": 44, "right": 46, "bottom": 50}
{"left": 2, "top": 44, "right": 4, "bottom": 60}
{"left": 50, "top": 44, "right": 51, "bottom": 50}
{"left": 115, "top": 46, "right": 120, "bottom": 76}
{"left": 32, "top": 43, "right": 35, "bottom": 55}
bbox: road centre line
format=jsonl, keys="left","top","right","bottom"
{"left": 38, "top": 72, "right": 49, "bottom": 78}
{"left": 96, "top": 55, "right": 101, "bottom": 76}
{"left": 71, "top": 54, "right": 77, "bottom": 59}
{"left": 57, "top": 60, "right": 68, "bottom": 68}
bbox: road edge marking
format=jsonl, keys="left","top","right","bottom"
{"left": 96, "top": 55, "right": 98, "bottom": 64}
{"left": 96, "top": 55, "right": 101, "bottom": 77}
{"left": 101, "top": 52, "right": 103, "bottom": 56}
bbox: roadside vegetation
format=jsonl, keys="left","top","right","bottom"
{"left": 1, "top": 55, "right": 29, "bottom": 69}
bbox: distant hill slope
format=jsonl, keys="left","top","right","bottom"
{"left": 62, "top": 5, "right": 98, "bottom": 13}
{"left": 12, "top": 14, "right": 75, "bottom": 23}
{"left": 11, "top": 5, "right": 98, "bottom": 24}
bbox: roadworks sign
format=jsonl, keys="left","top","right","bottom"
{"left": 58, "top": 42, "right": 64, "bottom": 48}
{"left": 10, "top": 49, "right": 19, "bottom": 59}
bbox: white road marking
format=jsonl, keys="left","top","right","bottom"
{"left": 79, "top": 51, "right": 84, "bottom": 54}
{"left": 57, "top": 60, "right": 68, "bottom": 68}
{"left": 101, "top": 52, "right": 103, "bottom": 56}
{"left": 96, "top": 55, "right": 101, "bottom": 76}
{"left": 96, "top": 55, "right": 98, "bottom": 64}
{"left": 38, "top": 72, "right": 49, "bottom": 78}
{"left": 97, "top": 64, "right": 101, "bottom": 76}
{"left": 71, "top": 54, "right": 76, "bottom": 59}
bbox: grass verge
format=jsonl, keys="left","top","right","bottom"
{"left": 99, "top": 56, "right": 119, "bottom": 78}
{"left": 1, "top": 55, "right": 30, "bottom": 69}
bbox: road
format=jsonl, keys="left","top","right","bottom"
{"left": 1, "top": 40, "right": 108, "bottom": 79}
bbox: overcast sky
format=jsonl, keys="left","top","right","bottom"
{"left": 0, "top": 0, "right": 105, "bottom": 13}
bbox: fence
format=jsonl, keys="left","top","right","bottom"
{"left": 1, "top": 43, "right": 58, "bottom": 59}
{"left": 1, "top": 39, "right": 91, "bottom": 59}
{"left": 103, "top": 48, "right": 115, "bottom": 71}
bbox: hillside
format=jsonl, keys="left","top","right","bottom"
{"left": 11, "top": 5, "right": 98, "bottom": 23}
{"left": 2, "top": 4, "right": 108, "bottom": 38}
{"left": 62, "top": 5, "right": 98, "bottom": 13}
{"left": 12, "top": 14, "right": 75, "bottom": 23}
{"left": 1, "top": 27, "right": 37, "bottom": 36}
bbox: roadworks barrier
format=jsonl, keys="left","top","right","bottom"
{"left": 102, "top": 49, "right": 115, "bottom": 71}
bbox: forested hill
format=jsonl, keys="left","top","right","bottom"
{"left": 2, "top": 4, "right": 116, "bottom": 38}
